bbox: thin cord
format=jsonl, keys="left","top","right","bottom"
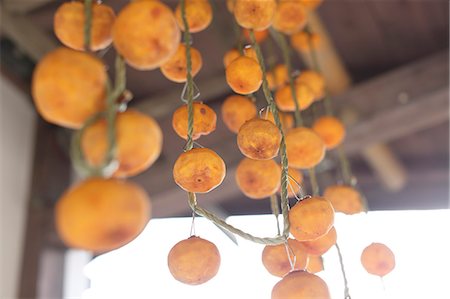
{"left": 335, "top": 242, "right": 352, "bottom": 299}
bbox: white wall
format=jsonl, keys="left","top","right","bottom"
{"left": 0, "top": 76, "right": 36, "bottom": 298}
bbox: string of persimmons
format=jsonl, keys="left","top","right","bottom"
{"left": 30, "top": 0, "right": 396, "bottom": 298}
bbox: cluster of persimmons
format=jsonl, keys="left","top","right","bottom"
{"left": 30, "top": 0, "right": 395, "bottom": 298}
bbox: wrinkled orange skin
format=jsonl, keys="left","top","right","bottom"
{"left": 306, "top": 255, "right": 324, "bottom": 274}
{"left": 237, "top": 118, "right": 281, "bottom": 160}
{"left": 32, "top": 47, "right": 106, "bottom": 129}
{"left": 54, "top": 2, "right": 115, "bottom": 51}
{"left": 221, "top": 95, "right": 257, "bottom": 133}
{"left": 286, "top": 127, "right": 326, "bottom": 169}
{"left": 81, "top": 109, "right": 162, "bottom": 178}
{"left": 265, "top": 111, "right": 294, "bottom": 132}
{"left": 262, "top": 238, "right": 308, "bottom": 278}
{"left": 312, "top": 116, "right": 346, "bottom": 149}
{"left": 223, "top": 48, "right": 241, "bottom": 68}
{"left": 234, "top": 0, "right": 276, "bottom": 30}
{"left": 272, "top": 0, "right": 307, "bottom": 35}
{"left": 226, "top": 56, "right": 263, "bottom": 94}
{"left": 296, "top": 70, "right": 325, "bottom": 100}
{"left": 160, "top": 44, "right": 203, "bottom": 83}
{"left": 243, "top": 28, "right": 269, "bottom": 43}
{"left": 279, "top": 167, "right": 303, "bottom": 198}
{"left": 271, "top": 270, "right": 331, "bottom": 299}
{"left": 172, "top": 103, "right": 217, "bottom": 140}
{"left": 112, "top": 0, "right": 180, "bottom": 70}
{"left": 289, "top": 196, "right": 335, "bottom": 241}
{"left": 235, "top": 158, "right": 281, "bottom": 199}
{"left": 168, "top": 236, "right": 221, "bottom": 285}
{"left": 291, "top": 31, "right": 321, "bottom": 53}
{"left": 173, "top": 148, "right": 226, "bottom": 193}
{"left": 275, "top": 84, "right": 315, "bottom": 112}
{"left": 55, "top": 178, "right": 150, "bottom": 253}
{"left": 361, "top": 243, "right": 396, "bottom": 277}
{"left": 301, "top": 227, "right": 337, "bottom": 256}
{"left": 175, "top": 0, "right": 212, "bottom": 33}
{"left": 243, "top": 46, "right": 258, "bottom": 61}
{"left": 323, "top": 185, "right": 365, "bottom": 215}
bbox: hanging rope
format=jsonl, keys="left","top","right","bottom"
{"left": 83, "top": 0, "right": 92, "bottom": 51}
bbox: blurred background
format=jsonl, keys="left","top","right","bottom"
{"left": 1, "top": 0, "right": 449, "bottom": 298}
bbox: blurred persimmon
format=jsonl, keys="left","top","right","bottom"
{"left": 296, "top": 70, "right": 325, "bottom": 100}
{"left": 265, "top": 110, "right": 295, "bottom": 132}
{"left": 221, "top": 95, "right": 257, "bottom": 133}
{"left": 81, "top": 109, "right": 162, "bottom": 178}
{"left": 299, "top": 0, "right": 323, "bottom": 10}
{"left": 32, "top": 47, "right": 106, "bottom": 129}
{"left": 285, "top": 127, "right": 326, "bottom": 169}
{"left": 223, "top": 48, "right": 241, "bottom": 68}
{"left": 160, "top": 44, "right": 203, "bottom": 83}
{"left": 291, "top": 31, "right": 321, "bottom": 53}
{"left": 272, "top": 0, "right": 307, "bottom": 35}
{"left": 234, "top": 0, "right": 276, "bottom": 30}
{"left": 278, "top": 167, "right": 303, "bottom": 198}
{"left": 323, "top": 185, "right": 365, "bottom": 215}
{"left": 226, "top": 56, "right": 262, "bottom": 94}
{"left": 271, "top": 270, "right": 331, "bottom": 299}
{"left": 273, "top": 64, "right": 289, "bottom": 89}
{"left": 262, "top": 238, "right": 308, "bottom": 278}
{"left": 306, "top": 255, "right": 324, "bottom": 274}
{"left": 361, "top": 243, "right": 395, "bottom": 277}
{"left": 237, "top": 118, "right": 281, "bottom": 160}
{"left": 172, "top": 103, "right": 217, "bottom": 140}
{"left": 54, "top": 1, "right": 115, "bottom": 51}
{"left": 168, "top": 236, "right": 220, "bottom": 285}
{"left": 175, "top": 0, "right": 212, "bottom": 33}
{"left": 55, "top": 178, "right": 150, "bottom": 253}
{"left": 275, "top": 84, "right": 315, "bottom": 112}
{"left": 312, "top": 116, "right": 345, "bottom": 149}
{"left": 289, "top": 196, "right": 335, "bottom": 241}
{"left": 301, "top": 227, "right": 337, "bottom": 256}
{"left": 112, "top": 0, "right": 180, "bottom": 70}
{"left": 235, "top": 158, "right": 281, "bottom": 199}
{"left": 243, "top": 28, "right": 269, "bottom": 43}
{"left": 173, "top": 148, "right": 226, "bottom": 193}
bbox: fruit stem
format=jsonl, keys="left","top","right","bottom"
{"left": 83, "top": 0, "right": 92, "bottom": 51}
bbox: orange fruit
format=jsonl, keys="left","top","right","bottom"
{"left": 271, "top": 270, "right": 331, "bottom": 299}
{"left": 306, "top": 255, "right": 324, "bottom": 274}
{"left": 272, "top": 0, "right": 307, "bottom": 35}
{"left": 160, "top": 44, "right": 203, "bottom": 83}
{"left": 81, "top": 109, "right": 162, "bottom": 178}
{"left": 32, "top": 47, "right": 106, "bottom": 129}
{"left": 172, "top": 103, "right": 217, "bottom": 140}
{"left": 312, "top": 116, "right": 346, "bottom": 149}
{"left": 221, "top": 95, "right": 257, "bottom": 133}
{"left": 226, "top": 56, "right": 262, "bottom": 94}
{"left": 289, "top": 196, "right": 335, "bottom": 241}
{"left": 323, "top": 185, "right": 364, "bottom": 215}
{"left": 262, "top": 238, "right": 308, "bottom": 277}
{"left": 235, "top": 158, "right": 281, "bottom": 199}
{"left": 275, "top": 83, "right": 315, "bottom": 112}
{"left": 223, "top": 48, "right": 241, "bottom": 68}
{"left": 296, "top": 70, "right": 325, "bottom": 100}
{"left": 278, "top": 167, "right": 303, "bottom": 198}
{"left": 237, "top": 118, "right": 281, "bottom": 160}
{"left": 301, "top": 227, "right": 337, "bottom": 256}
{"left": 291, "top": 31, "right": 321, "bottom": 53}
{"left": 243, "top": 28, "right": 269, "bottom": 43}
{"left": 168, "top": 236, "right": 220, "bottom": 285}
{"left": 285, "top": 127, "right": 326, "bottom": 169}
{"left": 112, "top": 0, "right": 180, "bottom": 70}
{"left": 361, "top": 243, "right": 395, "bottom": 277}
{"left": 173, "top": 148, "right": 226, "bottom": 193}
{"left": 54, "top": 1, "right": 115, "bottom": 51}
{"left": 265, "top": 110, "right": 295, "bottom": 132}
{"left": 234, "top": 0, "right": 277, "bottom": 30}
{"left": 272, "top": 64, "right": 290, "bottom": 89}
{"left": 175, "top": 0, "right": 212, "bottom": 33}
{"left": 55, "top": 178, "right": 150, "bottom": 253}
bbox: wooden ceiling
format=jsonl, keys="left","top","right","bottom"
{"left": 1, "top": 0, "right": 449, "bottom": 218}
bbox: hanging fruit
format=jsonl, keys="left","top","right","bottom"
{"left": 226, "top": 56, "right": 263, "bottom": 94}
{"left": 361, "top": 243, "right": 396, "bottom": 277}
{"left": 272, "top": 0, "right": 307, "bottom": 35}
{"left": 221, "top": 95, "right": 257, "bottom": 133}
{"left": 233, "top": 0, "right": 277, "bottom": 31}
{"left": 160, "top": 44, "right": 203, "bottom": 83}
{"left": 175, "top": 0, "right": 213, "bottom": 33}
{"left": 301, "top": 226, "right": 337, "bottom": 256}
{"left": 271, "top": 270, "right": 331, "bottom": 299}
{"left": 172, "top": 103, "right": 217, "bottom": 140}
{"left": 237, "top": 118, "right": 281, "bottom": 160}
{"left": 285, "top": 127, "right": 326, "bottom": 169}
{"left": 262, "top": 238, "right": 308, "bottom": 277}
{"left": 323, "top": 185, "right": 365, "bottom": 215}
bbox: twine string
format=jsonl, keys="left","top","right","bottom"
{"left": 83, "top": 0, "right": 92, "bottom": 51}
{"left": 336, "top": 242, "right": 352, "bottom": 299}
